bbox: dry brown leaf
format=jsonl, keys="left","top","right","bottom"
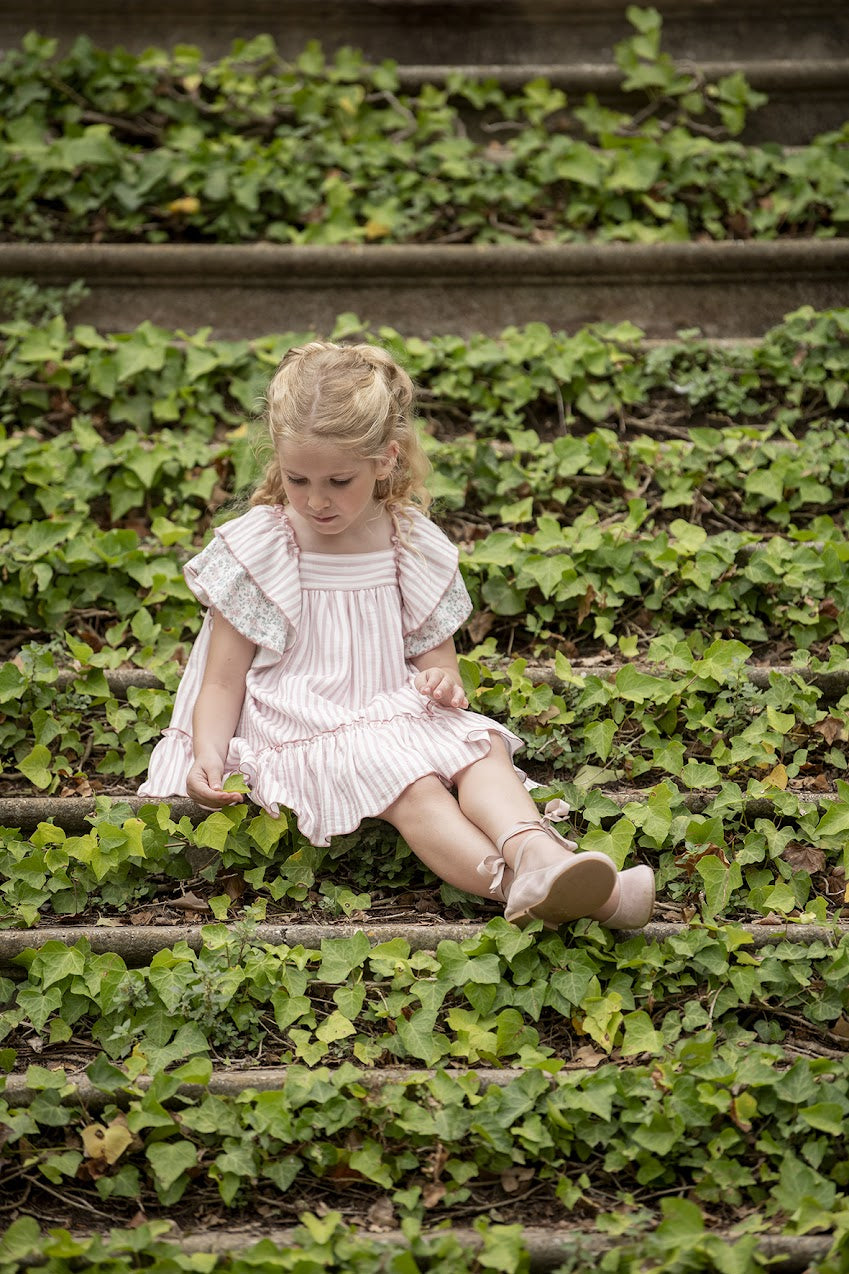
{"left": 130, "top": 909, "right": 156, "bottom": 926}
{"left": 500, "top": 1166, "right": 535, "bottom": 1194}
{"left": 674, "top": 844, "right": 730, "bottom": 878}
{"left": 576, "top": 583, "right": 596, "bottom": 626}
{"left": 484, "top": 141, "right": 513, "bottom": 162}
{"left": 466, "top": 610, "right": 495, "bottom": 644}
{"left": 217, "top": 872, "right": 246, "bottom": 903}
{"left": 365, "top": 1197, "right": 396, "bottom": 1231}
{"left": 172, "top": 892, "right": 210, "bottom": 913}
{"left": 781, "top": 843, "right": 826, "bottom": 875}
{"left": 572, "top": 1044, "right": 608, "bottom": 1068}
{"left": 814, "top": 716, "right": 845, "bottom": 745}
{"left": 429, "top": 1142, "right": 449, "bottom": 1181}
{"left": 421, "top": 1182, "right": 447, "bottom": 1209}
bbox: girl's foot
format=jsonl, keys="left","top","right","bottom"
{"left": 497, "top": 820, "right": 618, "bottom": 929}
{"left": 591, "top": 865, "right": 656, "bottom": 930}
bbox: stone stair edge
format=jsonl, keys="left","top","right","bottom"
{"left": 13, "top": 1223, "right": 831, "bottom": 1272}
{"left": 3, "top": 1047, "right": 846, "bottom": 1107}
{"left": 4, "top": 241, "right": 845, "bottom": 339}
{"left": 52, "top": 662, "right": 849, "bottom": 699}
{"left": 4, "top": 240, "right": 847, "bottom": 279}
{"left": 1, "top": 921, "right": 845, "bottom": 965}
{"left": 2, "top": 0, "right": 845, "bottom": 66}
{"left": 0, "top": 787, "right": 832, "bottom": 835}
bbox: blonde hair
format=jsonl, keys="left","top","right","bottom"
{"left": 251, "top": 341, "right": 431, "bottom": 521}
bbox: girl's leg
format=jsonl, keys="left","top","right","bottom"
{"left": 380, "top": 774, "right": 500, "bottom": 897}
{"left": 454, "top": 733, "right": 541, "bottom": 859}
{"left": 455, "top": 734, "right": 655, "bottom": 929}
{"left": 455, "top": 733, "right": 574, "bottom": 874}
{"left": 455, "top": 734, "right": 617, "bottom": 924}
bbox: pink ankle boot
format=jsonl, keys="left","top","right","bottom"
{"left": 591, "top": 865, "right": 656, "bottom": 930}
{"left": 493, "top": 818, "right": 618, "bottom": 929}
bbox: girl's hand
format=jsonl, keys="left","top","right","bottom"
{"left": 414, "top": 666, "right": 469, "bottom": 709}
{"left": 186, "top": 758, "right": 244, "bottom": 808}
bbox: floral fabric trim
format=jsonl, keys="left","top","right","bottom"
{"left": 190, "top": 537, "right": 292, "bottom": 652}
{"left": 403, "top": 569, "right": 472, "bottom": 657}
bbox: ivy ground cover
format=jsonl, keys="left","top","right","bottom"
{"left": 2, "top": 295, "right": 849, "bottom": 1268}
{"left": 1, "top": 9, "right": 848, "bottom": 246}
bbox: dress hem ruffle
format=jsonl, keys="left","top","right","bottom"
{"left": 139, "top": 708, "right": 524, "bottom": 847}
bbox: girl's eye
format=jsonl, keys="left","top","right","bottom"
{"left": 285, "top": 476, "right": 307, "bottom": 485}
{"left": 330, "top": 478, "right": 353, "bottom": 487}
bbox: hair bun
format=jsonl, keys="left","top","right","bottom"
{"left": 351, "top": 344, "right": 414, "bottom": 412}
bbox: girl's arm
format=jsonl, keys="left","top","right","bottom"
{"left": 411, "top": 637, "right": 469, "bottom": 709}
{"left": 187, "top": 610, "right": 257, "bottom": 807}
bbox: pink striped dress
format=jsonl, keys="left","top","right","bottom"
{"left": 139, "top": 503, "right": 523, "bottom": 845}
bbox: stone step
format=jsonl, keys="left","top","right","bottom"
{"left": 3, "top": 0, "right": 844, "bottom": 67}
{"left": 117, "top": 1229, "right": 842, "bottom": 1272}
{"left": 4, "top": 8, "right": 844, "bottom": 143}
{"left": 0, "top": 1221, "right": 831, "bottom": 1272}
{"left": 0, "top": 920, "right": 842, "bottom": 969}
{"left": 0, "top": 786, "right": 829, "bottom": 834}
{"left": 3, "top": 241, "right": 847, "bottom": 339}
{"left": 54, "top": 661, "right": 849, "bottom": 700}
{"left": 1, "top": 1065, "right": 531, "bottom": 1106}
{"left": 394, "top": 60, "right": 849, "bottom": 144}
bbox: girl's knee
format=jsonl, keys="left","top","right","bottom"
{"left": 381, "top": 773, "right": 448, "bottom": 824}
{"left": 456, "top": 733, "right": 512, "bottom": 783}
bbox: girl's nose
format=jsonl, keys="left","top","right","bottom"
{"left": 308, "top": 491, "right": 330, "bottom": 510}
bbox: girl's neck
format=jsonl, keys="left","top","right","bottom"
{"left": 284, "top": 503, "right": 395, "bottom": 554}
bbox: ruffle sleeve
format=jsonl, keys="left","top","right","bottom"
{"left": 395, "top": 510, "right": 473, "bottom": 656}
{"left": 184, "top": 504, "right": 300, "bottom": 656}
{"left": 138, "top": 504, "right": 299, "bottom": 803}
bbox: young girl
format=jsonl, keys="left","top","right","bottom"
{"left": 140, "top": 342, "right": 654, "bottom": 929}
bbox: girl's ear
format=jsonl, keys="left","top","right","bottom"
{"left": 376, "top": 441, "right": 400, "bottom": 478}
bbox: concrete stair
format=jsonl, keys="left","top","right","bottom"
{"left": 1, "top": 3, "right": 848, "bottom": 1268}
{"left": 1, "top": 0, "right": 846, "bottom": 144}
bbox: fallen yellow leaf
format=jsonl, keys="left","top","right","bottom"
{"left": 81, "top": 1117, "right": 133, "bottom": 1165}
{"left": 765, "top": 763, "right": 788, "bottom": 790}
{"left": 364, "top": 218, "right": 392, "bottom": 240}
{"left": 168, "top": 196, "right": 201, "bottom": 216}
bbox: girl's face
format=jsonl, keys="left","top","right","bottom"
{"left": 278, "top": 439, "right": 397, "bottom": 544}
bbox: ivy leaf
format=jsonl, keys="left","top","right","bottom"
{"left": 620, "top": 1010, "right": 664, "bottom": 1057}
{"left": 585, "top": 719, "right": 616, "bottom": 762}
{"left": 580, "top": 818, "right": 635, "bottom": 869}
{"left": 0, "top": 663, "right": 25, "bottom": 703}
{"left": 17, "top": 744, "right": 53, "bottom": 789}
{"left": 481, "top": 573, "right": 526, "bottom": 616}
{"left": 81, "top": 1116, "right": 133, "bottom": 1165}
{"left": 814, "top": 802, "right": 849, "bottom": 839}
{"left": 318, "top": 933, "right": 371, "bottom": 983}
{"left": 315, "top": 1010, "right": 357, "bottom": 1044}
{"left": 394, "top": 1010, "right": 449, "bottom": 1065}
{"left": 799, "top": 1103, "right": 847, "bottom": 1135}
{"left": 145, "top": 1139, "right": 198, "bottom": 1192}
{"left": 436, "top": 944, "right": 501, "bottom": 988}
